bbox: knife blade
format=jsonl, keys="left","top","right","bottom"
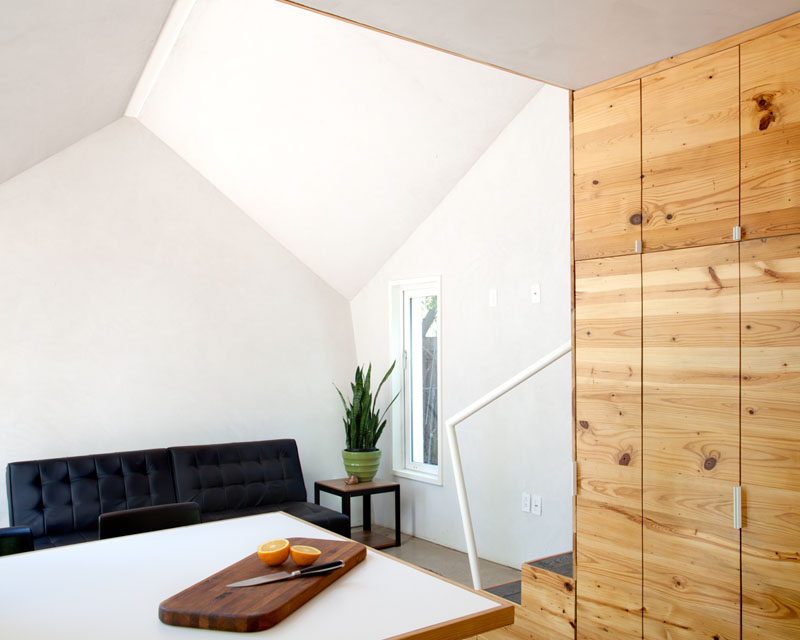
{"left": 227, "top": 560, "right": 346, "bottom": 588}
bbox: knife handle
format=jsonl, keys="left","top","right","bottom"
{"left": 296, "top": 560, "right": 345, "bottom": 577}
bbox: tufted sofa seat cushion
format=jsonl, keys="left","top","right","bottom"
{"left": 6, "top": 449, "right": 176, "bottom": 549}
{"left": 168, "top": 440, "right": 349, "bottom": 536}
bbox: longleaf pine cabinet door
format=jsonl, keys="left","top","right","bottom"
{"left": 573, "top": 81, "right": 642, "bottom": 260}
{"left": 642, "top": 244, "right": 741, "bottom": 640}
{"left": 741, "top": 234, "right": 800, "bottom": 638}
{"left": 641, "top": 49, "right": 740, "bottom": 252}
{"left": 575, "top": 255, "right": 642, "bottom": 639}
{"left": 740, "top": 25, "right": 800, "bottom": 240}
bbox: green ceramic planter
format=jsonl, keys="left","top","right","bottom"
{"left": 342, "top": 449, "right": 381, "bottom": 482}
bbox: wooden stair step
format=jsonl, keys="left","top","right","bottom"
{"left": 525, "top": 551, "right": 573, "bottom": 578}
{"left": 478, "top": 559, "right": 575, "bottom": 640}
{"left": 483, "top": 579, "right": 521, "bottom": 604}
{"left": 521, "top": 563, "right": 575, "bottom": 639}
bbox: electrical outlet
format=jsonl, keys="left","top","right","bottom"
{"left": 531, "top": 494, "right": 542, "bottom": 516}
{"left": 521, "top": 492, "right": 531, "bottom": 513}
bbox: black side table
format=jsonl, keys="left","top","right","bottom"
{"left": 314, "top": 478, "right": 401, "bottom": 549}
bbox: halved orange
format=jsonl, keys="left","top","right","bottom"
{"left": 290, "top": 544, "right": 321, "bottom": 566}
{"left": 257, "top": 539, "right": 290, "bottom": 566}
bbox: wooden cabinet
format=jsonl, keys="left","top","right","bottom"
{"left": 575, "top": 255, "right": 642, "bottom": 639}
{"left": 573, "top": 23, "right": 800, "bottom": 258}
{"left": 741, "top": 234, "right": 800, "bottom": 638}
{"left": 573, "top": 239, "right": 800, "bottom": 639}
{"left": 641, "top": 49, "right": 740, "bottom": 252}
{"left": 572, "top": 15, "right": 800, "bottom": 640}
{"left": 642, "top": 244, "right": 741, "bottom": 639}
{"left": 573, "top": 81, "right": 641, "bottom": 260}
{"left": 741, "top": 24, "right": 800, "bottom": 240}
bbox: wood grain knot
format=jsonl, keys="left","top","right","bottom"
{"left": 759, "top": 112, "right": 776, "bottom": 130}
{"left": 748, "top": 408, "right": 755, "bottom": 415}
{"left": 618, "top": 453, "right": 631, "bottom": 466}
{"left": 707, "top": 266, "right": 723, "bottom": 289}
{"left": 564, "top": 582, "right": 573, "bottom": 592}
{"left": 592, "top": 179, "right": 599, "bottom": 185}
{"left": 703, "top": 457, "right": 717, "bottom": 470}
{"left": 753, "top": 92, "right": 774, "bottom": 111}
{"left": 665, "top": 213, "right": 673, "bottom": 220}
{"left": 579, "top": 420, "right": 589, "bottom": 430}
{"left": 629, "top": 213, "right": 642, "bottom": 225}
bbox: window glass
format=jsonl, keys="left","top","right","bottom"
{"left": 408, "top": 293, "right": 438, "bottom": 466}
{"left": 391, "top": 277, "right": 442, "bottom": 484}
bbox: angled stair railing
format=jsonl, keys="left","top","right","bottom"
{"left": 445, "top": 341, "right": 572, "bottom": 590}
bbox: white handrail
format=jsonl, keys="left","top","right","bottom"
{"left": 445, "top": 341, "right": 572, "bottom": 590}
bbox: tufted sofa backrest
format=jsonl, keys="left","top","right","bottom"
{"left": 6, "top": 449, "right": 176, "bottom": 538}
{"left": 168, "top": 440, "right": 307, "bottom": 514}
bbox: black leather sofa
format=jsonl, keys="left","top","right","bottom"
{"left": 6, "top": 439, "right": 349, "bottom": 550}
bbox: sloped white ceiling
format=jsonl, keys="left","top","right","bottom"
{"left": 137, "top": 0, "right": 542, "bottom": 298}
{"left": 293, "top": 0, "right": 800, "bottom": 89}
{"left": 0, "top": 0, "right": 174, "bottom": 184}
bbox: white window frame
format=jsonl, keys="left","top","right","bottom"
{"left": 389, "top": 276, "right": 443, "bottom": 485}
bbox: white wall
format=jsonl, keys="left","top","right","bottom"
{"left": 350, "top": 84, "right": 572, "bottom": 569}
{"left": 0, "top": 118, "right": 356, "bottom": 527}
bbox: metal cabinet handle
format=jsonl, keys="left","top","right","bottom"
{"left": 733, "top": 486, "right": 742, "bottom": 529}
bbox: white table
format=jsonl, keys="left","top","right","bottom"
{"left": 0, "top": 512, "right": 512, "bottom": 639}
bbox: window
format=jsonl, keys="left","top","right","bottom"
{"left": 390, "top": 277, "right": 442, "bottom": 484}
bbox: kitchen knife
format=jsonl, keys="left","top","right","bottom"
{"left": 227, "top": 560, "right": 346, "bottom": 588}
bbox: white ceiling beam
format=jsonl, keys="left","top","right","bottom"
{"left": 125, "top": 0, "right": 197, "bottom": 118}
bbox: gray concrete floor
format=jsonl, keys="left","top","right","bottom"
{"left": 358, "top": 526, "right": 520, "bottom": 588}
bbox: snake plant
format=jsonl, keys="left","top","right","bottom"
{"left": 335, "top": 362, "right": 400, "bottom": 450}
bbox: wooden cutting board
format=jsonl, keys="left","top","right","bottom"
{"left": 159, "top": 537, "right": 366, "bottom": 632}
